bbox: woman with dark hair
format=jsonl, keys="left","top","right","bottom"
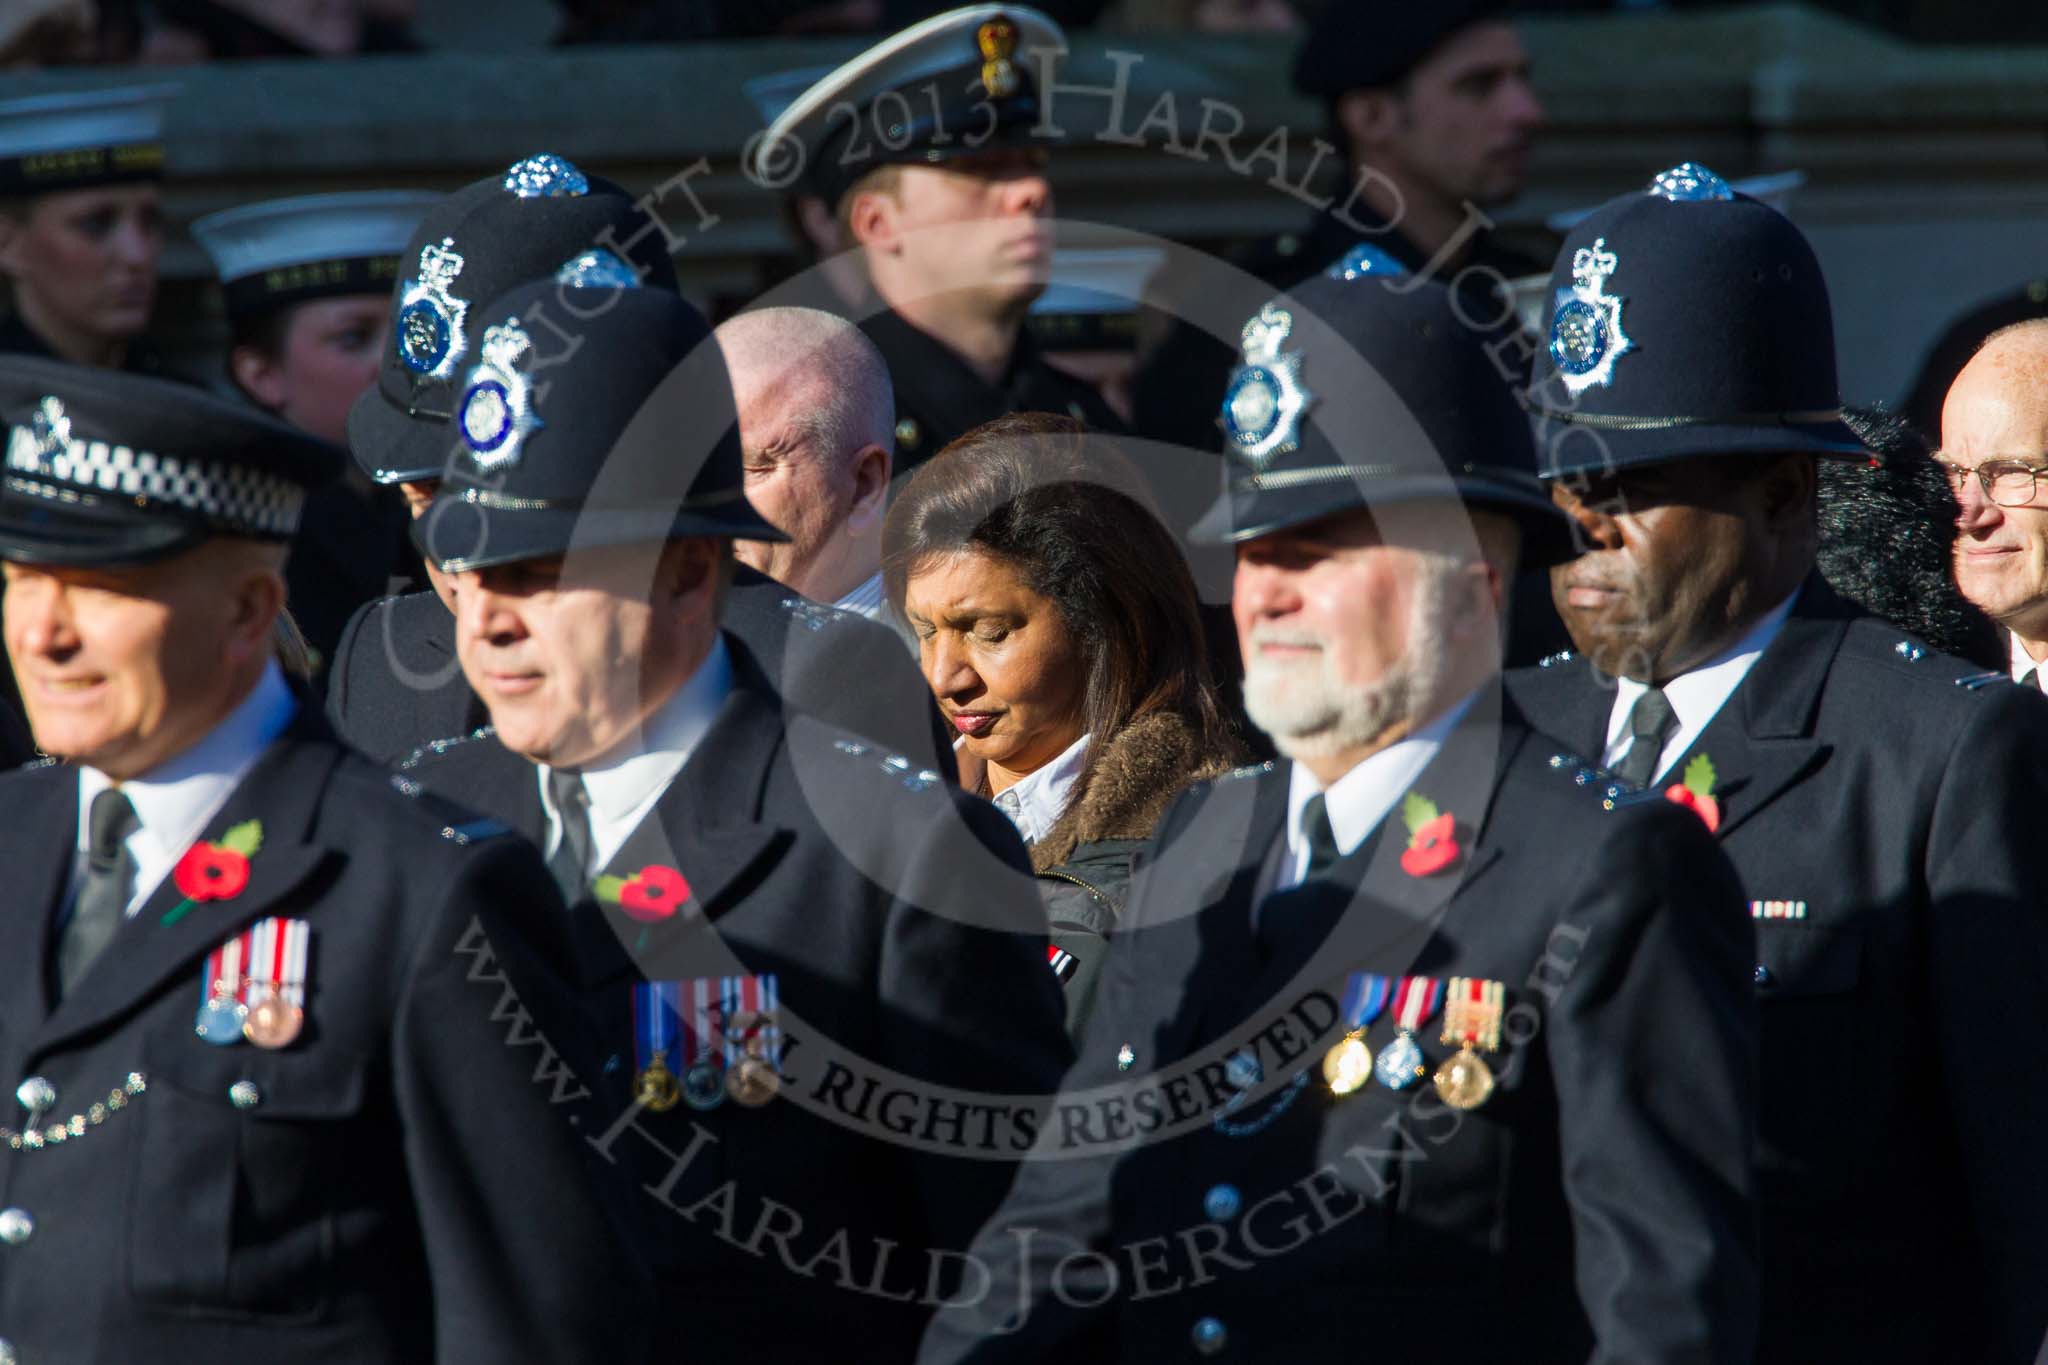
{"left": 885, "top": 411, "right": 1248, "bottom": 1033}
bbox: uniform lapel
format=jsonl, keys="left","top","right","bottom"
{"left": 578, "top": 652, "right": 791, "bottom": 990}
{"left": 32, "top": 731, "right": 343, "bottom": 1058}
{"left": 1505, "top": 653, "right": 1613, "bottom": 762}
{"left": 0, "top": 764, "right": 84, "bottom": 1043}
{"left": 1664, "top": 582, "right": 1841, "bottom": 842}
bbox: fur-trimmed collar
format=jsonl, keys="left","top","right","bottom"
{"left": 1030, "top": 710, "right": 1248, "bottom": 872}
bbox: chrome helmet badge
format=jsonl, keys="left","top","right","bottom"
{"left": 459, "top": 318, "right": 543, "bottom": 471}
{"left": 1220, "top": 303, "right": 1313, "bottom": 470}
{"left": 396, "top": 238, "right": 469, "bottom": 380}
{"left": 1549, "top": 237, "right": 1634, "bottom": 396}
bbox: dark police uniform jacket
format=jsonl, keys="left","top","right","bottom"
{"left": 327, "top": 567, "right": 949, "bottom": 772}
{"left": 0, "top": 712, "right": 646, "bottom": 1363}
{"left": 921, "top": 692, "right": 1759, "bottom": 1365}
{"left": 401, "top": 639, "right": 1074, "bottom": 1362}
{"left": 860, "top": 308, "right": 1126, "bottom": 477}
{"left": 1506, "top": 578, "right": 2048, "bottom": 1365}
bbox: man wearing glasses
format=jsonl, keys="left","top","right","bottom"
{"left": 1506, "top": 167, "right": 2048, "bottom": 1365}
{"left": 1941, "top": 320, "right": 2048, "bottom": 690}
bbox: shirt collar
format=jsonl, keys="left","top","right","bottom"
{"left": 77, "top": 661, "right": 297, "bottom": 861}
{"left": 1615, "top": 591, "right": 1798, "bottom": 739}
{"left": 831, "top": 571, "right": 887, "bottom": 621}
{"left": 540, "top": 634, "right": 734, "bottom": 828}
{"left": 1285, "top": 688, "right": 1479, "bottom": 862}
{"left": 2010, "top": 631, "right": 2047, "bottom": 688}
{"left": 991, "top": 731, "right": 1091, "bottom": 847}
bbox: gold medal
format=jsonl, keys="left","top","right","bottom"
{"left": 242, "top": 996, "right": 303, "bottom": 1049}
{"left": 1432, "top": 1045, "right": 1496, "bottom": 1110}
{"left": 725, "top": 1055, "right": 779, "bottom": 1107}
{"left": 1321, "top": 1030, "right": 1373, "bottom": 1096}
{"left": 634, "top": 1056, "right": 683, "bottom": 1113}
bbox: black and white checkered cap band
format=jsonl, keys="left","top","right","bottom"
{"left": 5, "top": 424, "right": 305, "bottom": 538}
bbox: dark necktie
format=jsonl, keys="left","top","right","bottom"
{"left": 547, "top": 769, "right": 594, "bottom": 902}
{"left": 1613, "top": 687, "right": 1677, "bottom": 788}
{"left": 1299, "top": 793, "right": 1341, "bottom": 884}
{"left": 57, "top": 788, "right": 140, "bottom": 999}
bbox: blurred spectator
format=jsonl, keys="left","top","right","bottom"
{"left": 555, "top": 0, "right": 1107, "bottom": 42}
{"left": 717, "top": 306, "right": 896, "bottom": 616}
{"left": 1106, "top": 0, "right": 1298, "bottom": 30}
{"left": 117, "top": 0, "right": 419, "bottom": 61}
{"left": 1, "top": 0, "right": 98, "bottom": 66}
{"left": 884, "top": 412, "right": 1248, "bottom": 1033}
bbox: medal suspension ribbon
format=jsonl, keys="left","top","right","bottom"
{"left": 1339, "top": 972, "right": 1392, "bottom": 1032}
{"left": 1390, "top": 976, "right": 1444, "bottom": 1035}
{"left": 632, "top": 982, "right": 680, "bottom": 1078}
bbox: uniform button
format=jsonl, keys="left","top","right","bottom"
{"left": 1203, "top": 1184, "right": 1242, "bottom": 1222}
{"left": 1191, "top": 1316, "right": 1227, "bottom": 1355}
{"left": 1753, "top": 965, "right": 1773, "bottom": 987}
{"left": 228, "top": 1081, "right": 261, "bottom": 1110}
{"left": 15, "top": 1077, "right": 53, "bottom": 1113}
{"left": 0, "top": 1209, "right": 32, "bottom": 1246}
{"left": 0, "top": 1335, "right": 17, "bottom": 1364}
{"left": 1116, "top": 1044, "right": 1136, "bottom": 1072}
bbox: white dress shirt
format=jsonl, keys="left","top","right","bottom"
{"left": 1601, "top": 593, "right": 1797, "bottom": 785}
{"left": 1272, "top": 688, "right": 1479, "bottom": 897}
{"left": 538, "top": 636, "right": 734, "bottom": 875}
{"left": 2009, "top": 631, "right": 2048, "bottom": 691}
{"left": 988, "top": 732, "right": 1091, "bottom": 847}
{"left": 74, "top": 661, "right": 297, "bottom": 918}
{"left": 831, "top": 571, "right": 887, "bottom": 622}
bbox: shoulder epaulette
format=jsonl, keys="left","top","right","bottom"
{"left": 781, "top": 596, "right": 847, "bottom": 634}
{"left": 1954, "top": 671, "right": 2009, "bottom": 691}
{"left": 19, "top": 755, "right": 59, "bottom": 771}
{"left": 1217, "top": 760, "right": 1277, "bottom": 783}
{"left": 1544, "top": 752, "right": 1636, "bottom": 809}
{"left": 830, "top": 737, "right": 942, "bottom": 792}
{"left": 439, "top": 817, "right": 510, "bottom": 845}
{"left": 396, "top": 725, "right": 498, "bottom": 772}
{"left": 1537, "top": 649, "right": 1575, "bottom": 668}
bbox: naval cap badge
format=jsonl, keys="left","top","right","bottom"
{"left": 27, "top": 396, "right": 72, "bottom": 467}
{"left": 1549, "top": 236, "right": 1633, "bottom": 396}
{"left": 397, "top": 237, "right": 469, "bottom": 381}
{"left": 978, "top": 16, "right": 1021, "bottom": 99}
{"left": 1646, "top": 161, "right": 1734, "bottom": 203}
{"left": 1220, "top": 302, "right": 1313, "bottom": 469}
{"left": 459, "top": 318, "right": 544, "bottom": 470}
{"left": 503, "top": 153, "right": 590, "bottom": 199}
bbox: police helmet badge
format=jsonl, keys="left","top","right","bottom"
{"left": 1220, "top": 303, "right": 1313, "bottom": 469}
{"left": 1646, "top": 161, "right": 1734, "bottom": 203}
{"left": 459, "top": 318, "right": 543, "bottom": 471}
{"left": 502, "top": 153, "right": 590, "bottom": 200}
{"left": 1326, "top": 242, "right": 1407, "bottom": 282}
{"left": 978, "top": 16, "right": 1021, "bottom": 99}
{"left": 1549, "top": 237, "right": 1633, "bottom": 396}
{"left": 555, "top": 248, "right": 641, "bottom": 291}
{"left": 397, "top": 237, "right": 469, "bottom": 381}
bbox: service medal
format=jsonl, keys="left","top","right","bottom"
{"left": 1322, "top": 971, "right": 1392, "bottom": 1096}
{"left": 635, "top": 1055, "right": 683, "bottom": 1113}
{"left": 1433, "top": 977, "right": 1506, "bottom": 1111}
{"left": 725, "top": 1056, "right": 779, "bottom": 1108}
{"left": 195, "top": 995, "right": 246, "bottom": 1046}
{"left": 1374, "top": 976, "right": 1444, "bottom": 1091}
{"left": 682, "top": 1058, "right": 726, "bottom": 1111}
{"left": 194, "top": 932, "right": 250, "bottom": 1046}
{"left": 241, "top": 916, "right": 311, "bottom": 1050}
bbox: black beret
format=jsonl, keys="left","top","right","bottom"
{"left": 1193, "top": 262, "right": 1571, "bottom": 563}
{"left": 1293, "top": 0, "right": 1509, "bottom": 98}
{"left": 411, "top": 281, "right": 784, "bottom": 576}
{"left": 347, "top": 153, "right": 682, "bottom": 488}
{"left": 0, "top": 357, "right": 340, "bottom": 567}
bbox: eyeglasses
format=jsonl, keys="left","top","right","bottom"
{"left": 1935, "top": 457, "right": 2048, "bottom": 508}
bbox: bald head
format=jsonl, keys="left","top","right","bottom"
{"left": 715, "top": 307, "right": 895, "bottom": 605}
{"left": 1944, "top": 318, "right": 2048, "bottom": 651}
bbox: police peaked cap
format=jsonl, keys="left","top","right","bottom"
{"left": 347, "top": 153, "right": 681, "bottom": 487}
{"left": 0, "top": 358, "right": 339, "bottom": 567}
{"left": 411, "top": 280, "right": 785, "bottom": 576}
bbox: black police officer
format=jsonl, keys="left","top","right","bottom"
{"left": 396, "top": 277, "right": 1072, "bottom": 1359}
{"left": 748, "top": 4, "right": 1125, "bottom": 473}
{"left": 0, "top": 357, "right": 643, "bottom": 1362}
{"left": 1506, "top": 162, "right": 2048, "bottom": 1365}
{"left": 922, "top": 270, "right": 1759, "bottom": 1365}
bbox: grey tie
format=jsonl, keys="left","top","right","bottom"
{"left": 547, "top": 769, "right": 594, "bottom": 901}
{"left": 1614, "top": 687, "right": 1678, "bottom": 788}
{"left": 57, "top": 788, "right": 140, "bottom": 999}
{"left": 1299, "top": 793, "right": 1341, "bottom": 884}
